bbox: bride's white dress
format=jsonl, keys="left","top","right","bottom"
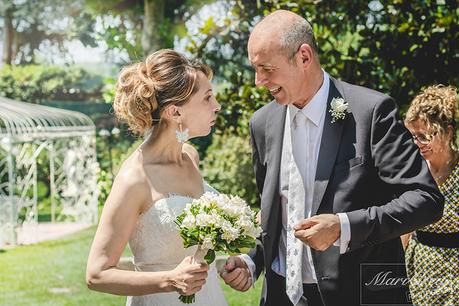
{"left": 126, "top": 183, "right": 228, "bottom": 306}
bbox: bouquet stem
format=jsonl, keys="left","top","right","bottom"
{"left": 179, "top": 245, "right": 208, "bottom": 304}
{"left": 192, "top": 245, "right": 208, "bottom": 264}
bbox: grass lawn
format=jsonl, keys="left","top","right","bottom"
{"left": 0, "top": 226, "right": 262, "bottom": 306}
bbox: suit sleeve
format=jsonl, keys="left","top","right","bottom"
{"left": 248, "top": 119, "right": 266, "bottom": 279}
{"left": 346, "top": 97, "right": 444, "bottom": 251}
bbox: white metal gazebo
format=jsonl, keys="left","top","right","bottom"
{"left": 0, "top": 97, "right": 99, "bottom": 247}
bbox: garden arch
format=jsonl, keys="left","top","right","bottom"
{"left": 0, "top": 97, "right": 99, "bottom": 247}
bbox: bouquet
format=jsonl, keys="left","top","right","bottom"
{"left": 175, "top": 192, "right": 262, "bottom": 304}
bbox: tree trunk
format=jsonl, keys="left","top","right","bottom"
{"left": 141, "top": 0, "right": 164, "bottom": 56}
{"left": 2, "top": 7, "right": 14, "bottom": 65}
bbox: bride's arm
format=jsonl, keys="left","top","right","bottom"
{"left": 86, "top": 166, "right": 208, "bottom": 296}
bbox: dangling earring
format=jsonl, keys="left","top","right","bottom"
{"left": 175, "top": 122, "right": 189, "bottom": 143}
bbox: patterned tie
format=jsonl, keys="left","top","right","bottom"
{"left": 286, "top": 111, "right": 307, "bottom": 305}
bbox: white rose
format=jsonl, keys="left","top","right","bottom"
{"left": 331, "top": 97, "right": 348, "bottom": 112}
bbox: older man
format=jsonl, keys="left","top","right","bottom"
{"left": 220, "top": 10, "right": 443, "bottom": 306}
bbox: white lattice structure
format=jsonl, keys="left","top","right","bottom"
{"left": 0, "top": 97, "right": 99, "bottom": 247}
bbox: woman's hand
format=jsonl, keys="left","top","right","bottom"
{"left": 169, "top": 256, "right": 209, "bottom": 296}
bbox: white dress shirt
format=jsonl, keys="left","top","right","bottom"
{"left": 240, "top": 71, "right": 351, "bottom": 284}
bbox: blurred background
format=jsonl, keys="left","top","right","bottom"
{"left": 0, "top": 0, "right": 457, "bottom": 305}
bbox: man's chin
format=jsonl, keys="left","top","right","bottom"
{"left": 274, "top": 98, "right": 288, "bottom": 105}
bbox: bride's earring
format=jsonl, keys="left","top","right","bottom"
{"left": 175, "top": 122, "right": 189, "bottom": 143}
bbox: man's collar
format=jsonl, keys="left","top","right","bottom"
{"left": 288, "top": 71, "right": 329, "bottom": 127}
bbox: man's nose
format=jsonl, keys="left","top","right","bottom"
{"left": 255, "top": 72, "right": 266, "bottom": 87}
{"left": 214, "top": 100, "right": 221, "bottom": 112}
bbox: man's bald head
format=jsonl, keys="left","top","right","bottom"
{"left": 250, "top": 10, "right": 318, "bottom": 60}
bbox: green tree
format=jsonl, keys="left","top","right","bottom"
{"left": 0, "top": 0, "right": 97, "bottom": 65}
{"left": 183, "top": 0, "right": 458, "bottom": 135}
{"left": 85, "top": 0, "right": 214, "bottom": 59}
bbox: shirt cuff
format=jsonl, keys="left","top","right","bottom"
{"left": 238, "top": 253, "right": 256, "bottom": 286}
{"left": 333, "top": 213, "right": 351, "bottom": 254}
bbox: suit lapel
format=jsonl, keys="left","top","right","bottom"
{"left": 312, "top": 78, "right": 346, "bottom": 215}
{"left": 261, "top": 102, "right": 286, "bottom": 228}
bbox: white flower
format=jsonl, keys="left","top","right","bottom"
{"left": 195, "top": 212, "right": 210, "bottom": 227}
{"left": 329, "top": 97, "right": 348, "bottom": 123}
{"left": 176, "top": 191, "right": 261, "bottom": 259}
{"left": 202, "top": 236, "right": 214, "bottom": 250}
{"left": 222, "top": 225, "right": 240, "bottom": 243}
{"left": 235, "top": 215, "right": 262, "bottom": 238}
{"left": 181, "top": 214, "right": 196, "bottom": 228}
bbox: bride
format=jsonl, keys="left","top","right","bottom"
{"left": 86, "top": 49, "right": 227, "bottom": 306}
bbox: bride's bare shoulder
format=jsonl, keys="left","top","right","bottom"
{"left": 111, "top": 150, "right": 152, "bottom": 201}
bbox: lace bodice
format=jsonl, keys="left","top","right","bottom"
{"left": 126, "top": 183, "right": 227, "bottom": 306}
{"left": 129, "top": 194, "right": 198, "bottom": 269}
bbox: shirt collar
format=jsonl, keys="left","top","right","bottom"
{"left": 288, "top": 71, "right": 329, "bottom": 127}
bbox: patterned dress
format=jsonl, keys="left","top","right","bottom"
{"left": 405, "top": 161, "right": 459, "bottom": 305}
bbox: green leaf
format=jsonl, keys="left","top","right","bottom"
{"left": 204, "top": 249, "right": 216, "bottom": 264}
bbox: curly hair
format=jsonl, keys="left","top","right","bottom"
{"left": 405, "top": 84, "right": 458, "bottom": 150}
{"left": 113, "top": 49, "right": 212, "bottom": 135}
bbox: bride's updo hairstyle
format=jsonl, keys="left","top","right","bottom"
{"left": 113, "top": 49, "right": 212, "bottom": 135}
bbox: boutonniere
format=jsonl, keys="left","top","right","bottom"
{"left": 329, "top": 97, "right": 348, "bottom": 123}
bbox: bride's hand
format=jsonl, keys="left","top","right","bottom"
{"left": 169, "top": 256, "right": 209, "bottom": 296}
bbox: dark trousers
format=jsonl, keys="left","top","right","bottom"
{"left": 265, "top": 270, "right": 325, "bottom": 306}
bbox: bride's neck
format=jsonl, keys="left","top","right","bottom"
{"left": 140, "top": 125, "right": 185, "bottom": 165}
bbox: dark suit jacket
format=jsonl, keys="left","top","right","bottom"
{"left": 248, "top": 77, "right": 444, "bottom": 306}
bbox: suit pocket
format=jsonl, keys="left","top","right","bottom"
{"left": 334, "top": 156, "right": 364, "bottom": 173}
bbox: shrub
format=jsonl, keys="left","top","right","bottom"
{"left": 0, "top": 64, "right": 104, "bottom": 103}
{"left": 202, "top": 131, "right": 258, "bottom": 207}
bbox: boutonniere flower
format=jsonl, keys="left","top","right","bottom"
{"left": 329, "top": 97, "right": 348, "bottom": 123}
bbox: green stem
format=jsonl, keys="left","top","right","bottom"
{"left": 179, "top": 293, "right": 195, "bottom": 304}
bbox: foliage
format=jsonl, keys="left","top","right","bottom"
{"left": 96, "top": 169, "right": 113, "bottom": 207}
{"left": 96, "top": 133, "right": 140, "bottom": 206}
{"left": 201, "top": 130, "right": 258, "bottom": 207}
{"left": 102, "top": 76, "right": 117, "bottom": 103}
{"left": 84, "top": 0, "right": 213, "bottom": 59}
{"left": 0, "top": 0, "right": 97, "bottom": 64}
{"left": 87, "top": 5, "right": 144, "bottom": 61}
{"left": 0, "top": 65, "right": 105, "bottom": 103}
{"left": 182, "top": 0, "right": 458, "bottom": 136}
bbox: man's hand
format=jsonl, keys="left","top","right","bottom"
{"left": 219, "top": 256, "right": 252, "bottom": 292}
{"left": 294, "top": 214, "right": 341, "bottom": 251}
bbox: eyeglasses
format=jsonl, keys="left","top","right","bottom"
{"left": 411, "top": 132, "right": 436, "bottom": 145}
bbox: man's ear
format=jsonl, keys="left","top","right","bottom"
{"left": 298, "top": 43, "right": 314, "bottom": 67}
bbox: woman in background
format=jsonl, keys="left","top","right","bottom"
{"left": 403, "top": 85, "right": 458, "bottom": 305}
